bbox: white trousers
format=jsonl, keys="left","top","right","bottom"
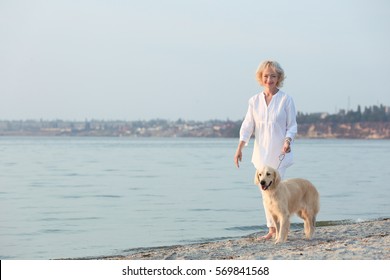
{"left": 260, "top": 166, "right": 286, "bottom": 228}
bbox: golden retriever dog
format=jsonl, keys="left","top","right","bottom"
{"left": 255, "top": 166, "right": 320, "bottom": 243}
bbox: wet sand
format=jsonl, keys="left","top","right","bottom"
{"left": 100, "top": 218, "right": 389, "bottom": 260}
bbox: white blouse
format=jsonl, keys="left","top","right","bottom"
{"left": 239, "top": 90, "right": 298, "bottom": 170}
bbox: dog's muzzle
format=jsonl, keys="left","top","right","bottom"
{"left": 260, "top": 180, "right": 272, "bottom": 191}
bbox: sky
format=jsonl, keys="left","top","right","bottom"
{"left": 1, "top": 0, "right": 389, "bottom": 121}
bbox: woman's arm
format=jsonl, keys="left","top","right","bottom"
{"left": 285, "top": 97, "right": 297, "bottom": 139}
{"left": 282, "top": 96, "right": 297, "bottom": 154}
{"left": 234, "top": 99, "right": 255, "bottom": 168}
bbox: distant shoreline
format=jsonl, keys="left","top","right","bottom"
{"left": 82, "top": 218, "right": 389, "bottom": 260}
{"left": 1, "top": 119, "right": 389, "bottom": 139}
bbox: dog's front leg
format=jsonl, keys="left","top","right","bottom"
{"left": 272, "top": 215, "right": 280, "bottom": 241}
{"left": 276, "top": 216, "right": 289, "bottom": 244}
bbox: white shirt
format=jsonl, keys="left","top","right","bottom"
{"left": 239, "top": 90, "right": 298, "bottom": 170}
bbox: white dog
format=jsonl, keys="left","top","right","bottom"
{"left": 255, "top": 166, "right": 320, "bottom": 243}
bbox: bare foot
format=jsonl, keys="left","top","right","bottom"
{"left": 257, "top": 228, "right": 276, "bottom": 240}
{"left": 258, "top": 232, "right": 274, "bottom": 240}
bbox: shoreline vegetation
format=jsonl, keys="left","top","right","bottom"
{"left": 1, "top": 105, "right": 390, "bottom": 139}
{"left": 79, "top": 218, "right": 389, "bottom": 260}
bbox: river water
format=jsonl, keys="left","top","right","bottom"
{"left": 0, "top": 137, "right": 389, "bottom": 259}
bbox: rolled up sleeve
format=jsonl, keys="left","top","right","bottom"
{"left": 239, "top": 101, "right": 255, "bottom": 145}
{"left": 285, "top": 96, "right": 298, "bottom": 141}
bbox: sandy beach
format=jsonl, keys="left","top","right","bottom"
{"left": 101, "top": 218, "right": 389, "bottom": 260}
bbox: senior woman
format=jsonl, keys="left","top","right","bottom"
{"left": 234, "top": 60, "right": 298, "bottom": 240}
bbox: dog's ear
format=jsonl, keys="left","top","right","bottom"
{"left": 274, "top": 169, "right": 281, "bottom": 187}
{"left": 254, "top": 170, "right": 260, "bottom": 185}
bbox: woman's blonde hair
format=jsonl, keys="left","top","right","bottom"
{"left": 255, "top": 60, "right": 286, "bottom": 87}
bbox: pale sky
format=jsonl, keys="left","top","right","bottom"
{"left": 1, "top": 0, "right": 389, "bottom": 121}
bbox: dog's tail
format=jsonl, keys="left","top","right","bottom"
{"left": 312, "top": 187, "right": 320, "bottom": 226}
{"left": 312, "top": 216, "right": 316, "bottom": 228}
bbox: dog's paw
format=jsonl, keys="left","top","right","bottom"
{"left": 274, "top": 238, "right": 286, "bottom": 244}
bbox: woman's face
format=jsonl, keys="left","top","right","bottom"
{"left": 262, "top": 67, "right": 279, "bottom": 89}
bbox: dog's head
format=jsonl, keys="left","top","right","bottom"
{"left": 254, "top": 166, "right": 281, "bottom": 191}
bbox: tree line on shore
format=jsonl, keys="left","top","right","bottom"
{"left": 297, "top": 104, "right": 389, "bottom": 123}
{"left": 0, "top": 104, "right": 389, "bottom": 138}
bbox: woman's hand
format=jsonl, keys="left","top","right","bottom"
{"left": 282, "top": 138, "right": 292, "bottom": 153}
{"left": 234, "top": 141, "right": 246, "bottom": 168}
{"left": 234, "top": 149, "right": 242, "bottom": 168}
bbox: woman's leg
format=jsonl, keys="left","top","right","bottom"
{"left": 260, "top": 203, "right": 276, "bottom": 239}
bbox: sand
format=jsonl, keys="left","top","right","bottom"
{"left": 102, "top": 218, "right": 389, "bottom": 260}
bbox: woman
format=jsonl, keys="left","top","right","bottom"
{"left": 234, "top": 60, "right": 298, "bottom": 239}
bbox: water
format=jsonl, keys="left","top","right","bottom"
{"left": 0, "top": 137, "right": 389, "bottom": 259}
